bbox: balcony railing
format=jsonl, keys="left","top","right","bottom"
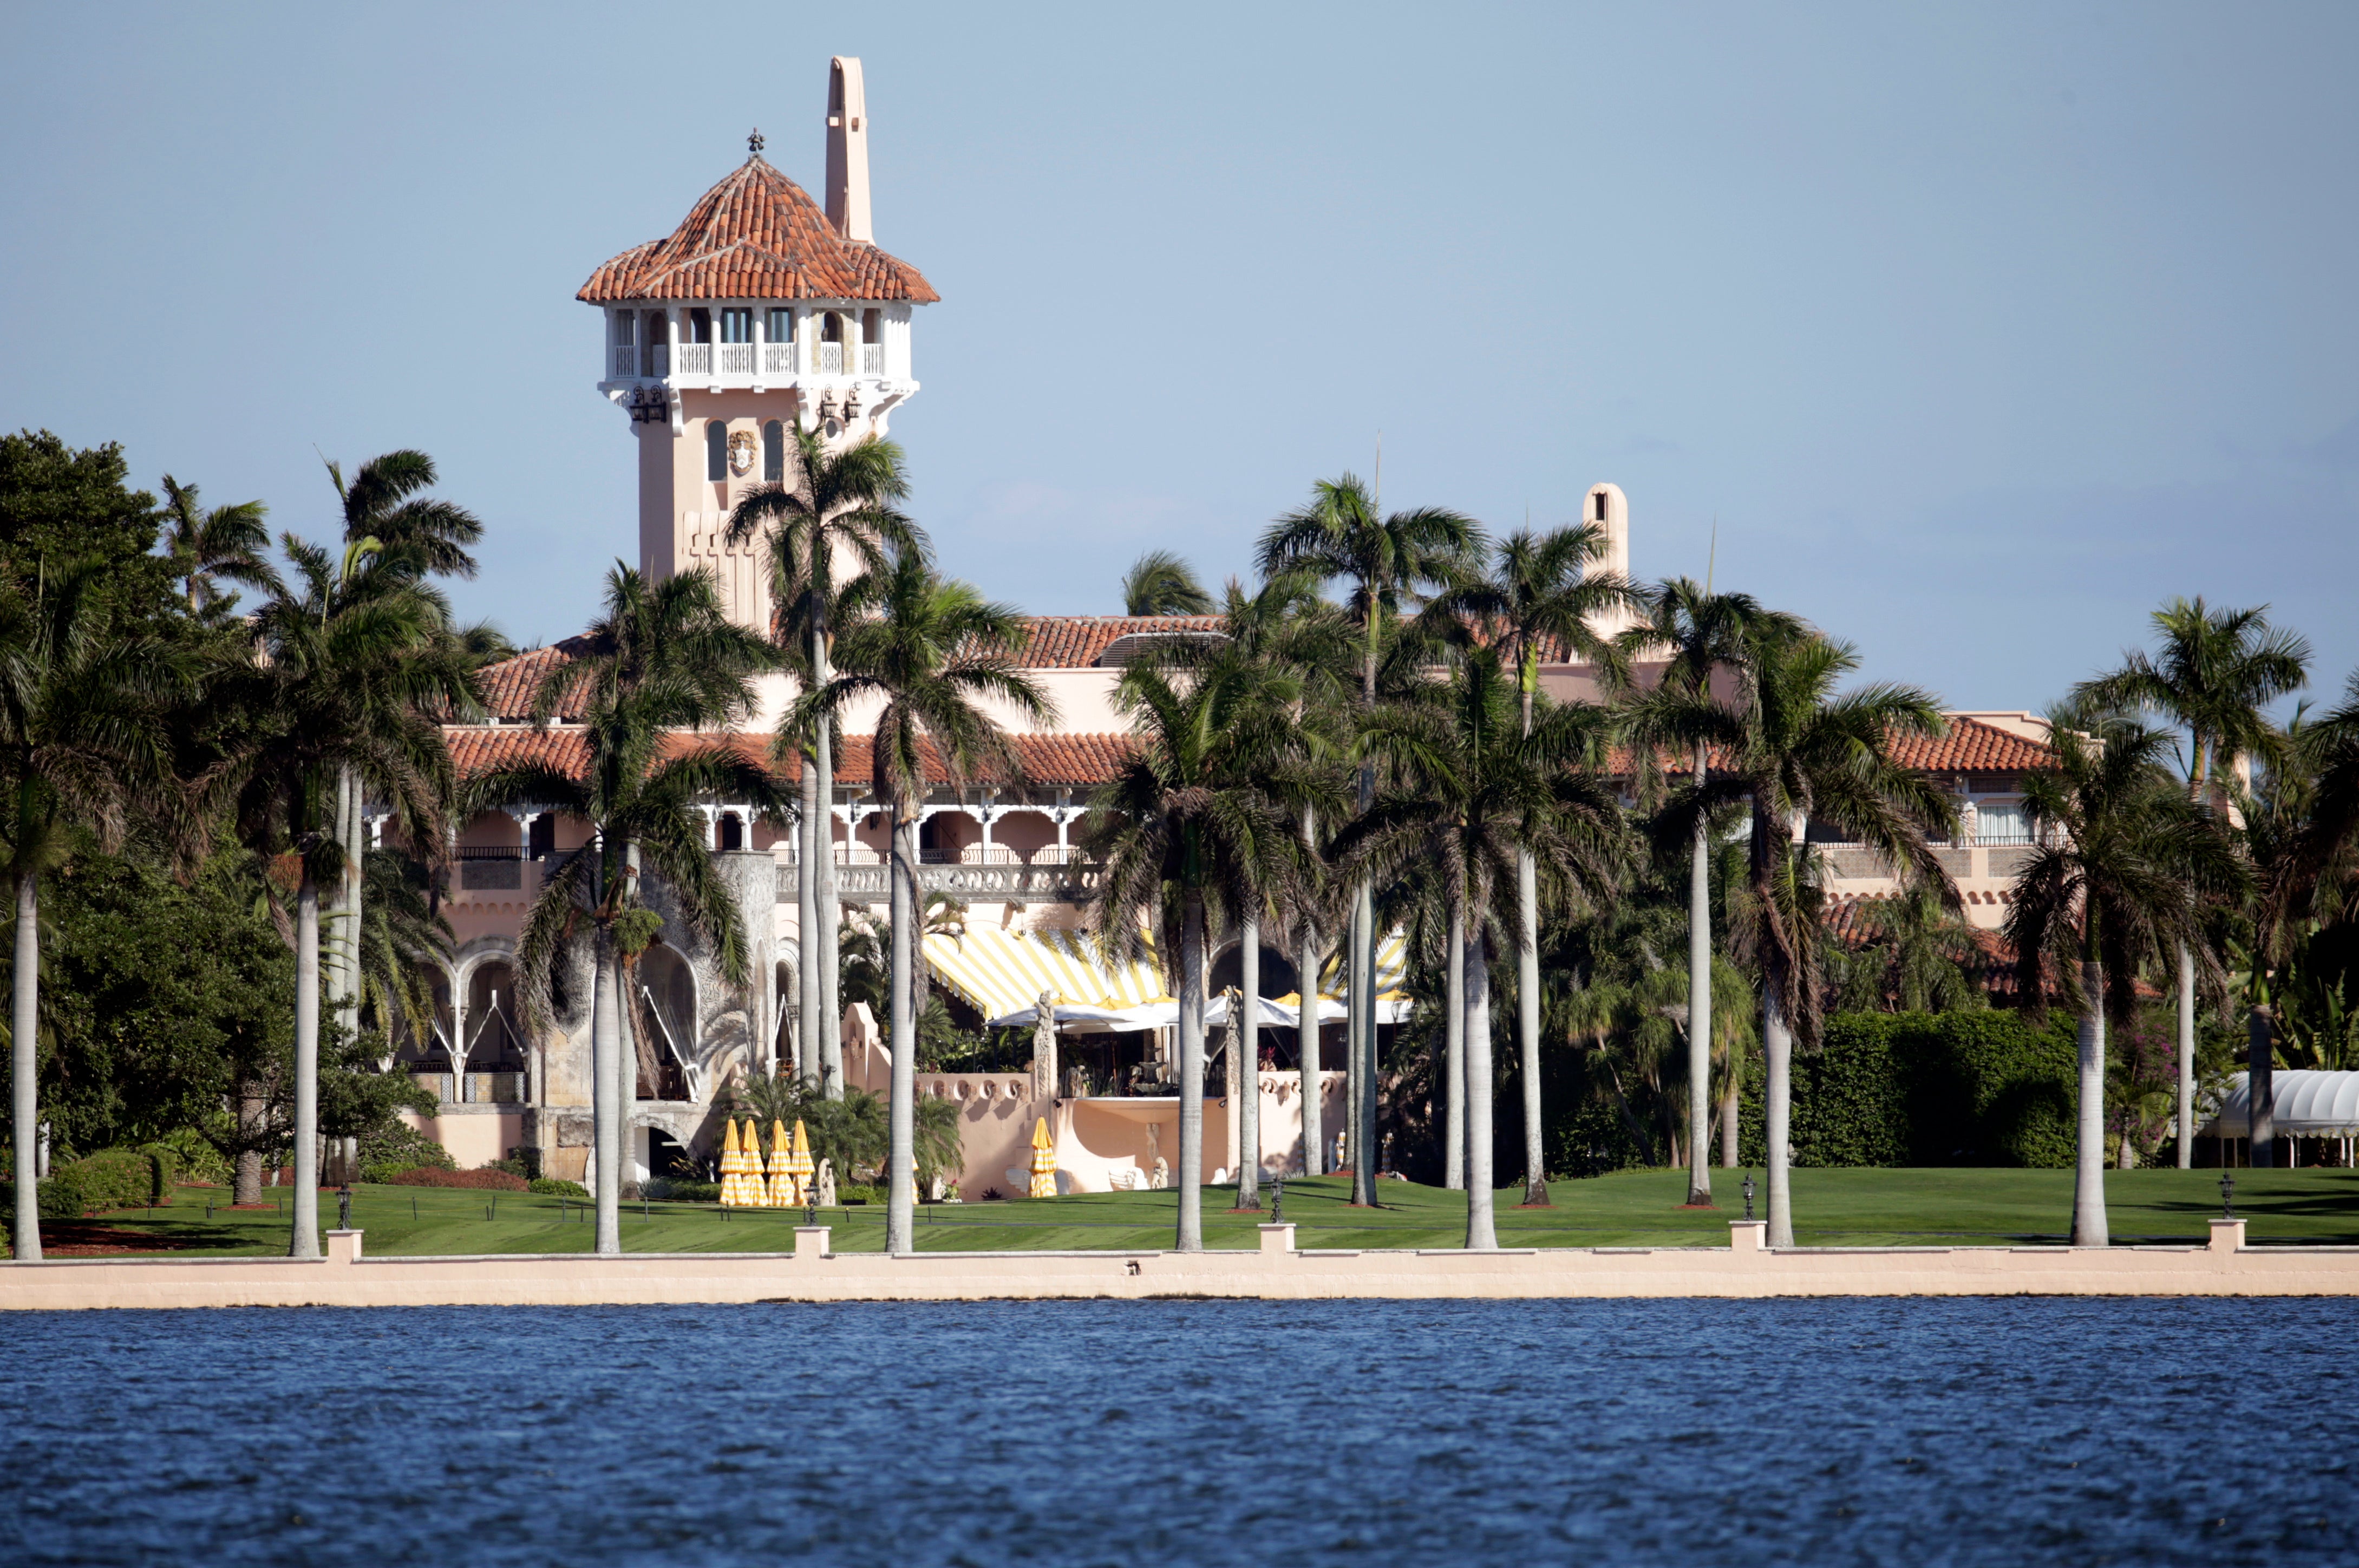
{"left": 718, "top": 342, "right": 754, "bottom": 375}
{"left": 861, "top": 344, "right": 885, "bottom": 374}
{"left": 675, "top": 342, "right": 713, "bottom": 376}
{"left": 603, "top": 337, "right": 888, "bottom": 384}
{"left": 612, "top": 344, "right": 636, "bottom": 377}
{"left": 815, "top": 343, "right": 843, "bottom": 374}
{"left": 763, "top": 342, "right": 796, "bottom": 374}
{"left": 409, "top": 1070, "right": 528, "bottom": 1105}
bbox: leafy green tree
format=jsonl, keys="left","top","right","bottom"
{"left": 2004, "top": 711, "right": 2244, "bottom": 1245}
{"left": 1120, "top": 550, "right": 1214, "bottom": 616}
{"left": 728, "top": 427, "right": 922, "bottom": 1099}
{"left": 0, "top": 554, "right": 184, "bottom": 1259}
{"left": 2076, "top": 598, "right": 2310, "bottom": 1166}
{"left": 470, "top": 564, "right": 781, "bottom": 1254}
{"left": 1258, "top": 473, "right": 1482, "bottom": 1204}
{"left": 799, "top": 554, "right": 1050, "bottom": 1255}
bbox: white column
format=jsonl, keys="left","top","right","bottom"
{"left": 751, "top": 308, "right": 766, "bottom": 391}
{"left": 699, "top": 803, "right": 720, "bottom": 850}
{"left": 1055, "top": 789, "right": 1071, "bottom": 859}
{"left": 979, "top": 790, "right": 996, "bottom": 860}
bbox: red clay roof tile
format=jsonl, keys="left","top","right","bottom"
{"left": 578, "top": 157, "right": 937, "bottom": 304}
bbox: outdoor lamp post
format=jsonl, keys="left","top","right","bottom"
{"left": 2220, "top": 1170, "right": 2236, "bottom": 1220}
{"left": 337, "top": 1185, "right": 352, "bottom": 1231}
{"left": 1270, "top": 1174, "right": 1284, "bottom": 1225}
{"left": 1742, "top": 1173, "right": 1756, "bottom": 1223}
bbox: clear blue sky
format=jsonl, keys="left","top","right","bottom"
{"left": 5, "top": 2, "right": 2355, "bottom": 711}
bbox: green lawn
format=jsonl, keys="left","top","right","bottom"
{"left": 22, "top": 1166, "right": 2359, "bottom": 1258}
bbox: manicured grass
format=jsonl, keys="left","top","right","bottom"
{"left": 22, "top": 1166, "right": 2359, "bottom": 1258}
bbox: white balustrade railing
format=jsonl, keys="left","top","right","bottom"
{"left": 616, "top": 337, "right": 894, "bottom": 383}
{"left": 718, "top": 342, "right": 754, "bottom": 375}
{"left": 762, "top": 342, "right": 796, "bottom": 374}
{"left": 676, "top": 342, "right": 713, "bottom": 375}
{"left": 861, "top": 344, "right": 885, "bottom": 374}
{"left": 815, "top": 343, "right": 843, "bottom": 374}
{"left": 611, "top": 345, "right": 636, "bottom": 377}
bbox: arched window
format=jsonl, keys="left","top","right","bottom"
{"left": 1595, "top": 491, "right": 1608, "bottom": 521}
{"left": 707, "top": 420, "right": 727, "bottom": 482}
{"left": 718, "top": 813, "right": 744, "bottom": 852}
{"left": 762, "top": 420, "right": 784, "bottom": 482}
{"left": 527, "top": 813, "right": 556, "bottom": 860}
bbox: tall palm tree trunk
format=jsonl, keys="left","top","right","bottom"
{"left": 796, "top": 759, "right": 820, "bottom": 1084}
{"left": 1463, "top": 917, "right": 1498, "bottom": 1250}
{"left": 2175, "top": 944, "right": 2195, "bottom": 1168}
{"left": 338, "top": 768, "right": 363, "bottom": 1044}
{"left": 885, "top": 813, "right": 918, "bottom": 1255}
{"left": 1176, "top": 892, "right": 1207, "bottom": 1251}
{"left": 289, "top": 872, "right": 322, "bottom": 1259}
{"left": 1237, "top": 917, "right": 1262, "bottom": 1208}
{"left": 1720, "top": 1060, "right": 1741, "bottom": 1166}
{"left": 2248, "top": 1004, "right": 2276, "bottom": 1171}
{"left": 1685, "top": 805, "right": 1714, "bottom": 1207}
{"left": 1350, "top": 880, "right": 1377, "bottom": 1203}
{"left": 12, "top": 871, "right": 42, "bottom": 1260}
{"left": 1763, "top": 979, "right": 1795, "bottom": 1248}
{"left": 2071, "top": 953, "right": 2110, "bottom": 1247}
{"left": 1515, "top": 849, "right": 1547, "bottom": 1205}
{"left": 813, "top": 669, "right": 843, "bottom": 1099}
{"left": 1445, "top": 896, "right": 1466, "bottom": 1190}
{"left": 591, "top": 929, "right": 621, "bottom": 1255}
{"left": 1297, "top": 924, "right": 1322, "bottom": 1175}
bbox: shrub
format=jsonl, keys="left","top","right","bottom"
{"left": 527, "top": 1177, "right": 589, "bottom": 1198}
{"left": 37, "top": 1149, "right": 169, "bottom": 1218}
{"left": 507, "top": 1146, "right": 544, "bottom": 1182}
{"left": 150, "top": 1127, "right": 232, "bottom": 1187}
{"left": 1738, "top": 1010, "right": 2079, "bottom": 1168}
{"left": 481, "top": 1157, "right": 528, "bottom": 1180}
{"left": 644, "top": 1178, "right": 721, "bottom": 1203}
{"left": 358, "top": 1123, "right": 455, "bottom": 1175}
{"left": 382, "top": 1166, "right": 527, "bottom": 1192}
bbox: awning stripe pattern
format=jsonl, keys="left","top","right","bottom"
{"left": 923, "top": 925, "right": 1168, "bottom": 1024}
{"left": 1319, "top": 932, "right": 1410, "bottom": 999}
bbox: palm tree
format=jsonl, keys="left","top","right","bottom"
{"left": 1616, "top": 580, "right": 1803, "bottom": 1207}
{"left": 2076, "top": 598, "right": 2310, "bottom": 1167}
{"left": 472, "top": 564, "right": 781, "bottom": 1252}
{"left": 1257, "top": 473, "right": 1482, "bottom": 1204}
{"left": 798, "top": 553, "right": 1053, "bottom": 1255}
{"left": 1120, "top": 550, "right": 1214, "bottom": 617}
{"left": 1343, "top": 645, "right": 1623, "bottom": 1247}
{"left": 218, "top": 535, "right": 475, "bottom": 1257}
{"left": 727, "top": 425, "right": 920, "bottom": 1099}
{"left": 0, "top": 557, "right": 181, "bottom": 1260}
{"left": 2004, "top": 710, "right": 2243, "bottom": 1245}
{"left": 1083, "top": 632, "right": 1325, "bottom": 1251}
{"left": 319, "top": 449, "right": 485, "bottom": 1174}
{"left": 1429, "top": 523, "right": 1636, "bottom": 1204}
{"left": 159, "top": 476, "right": 271, "bottom": 617}
{"left": 1666, "top": 628, "right": 1955, "bottom": 1245}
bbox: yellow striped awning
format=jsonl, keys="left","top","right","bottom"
{"left": 924, "top": 925, "right": 1168, "bottom": 1023}
{"left": 1319, "top": 931, "right": 1410, "bottom": 999}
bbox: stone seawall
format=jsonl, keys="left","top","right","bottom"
{"left": 6, "top": 1220, "right": 2356, "bottom": 1311}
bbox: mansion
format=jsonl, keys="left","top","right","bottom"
{"left": 403, "top": 60, "right": 2060, "bottom": 1198}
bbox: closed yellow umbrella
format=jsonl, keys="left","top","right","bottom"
{"left": 741, "top": 1119, "right": 765, "bottom": 1207}
{"left": 788, "top": 1118, "right": 815, "bottom": 1205}
{"left": 1028, "top": 1116, "right": 1057, "bottom": 1199}
{"left": 720, "top": 1116, "right": 744, "bottom": 1207}
{"left": 768, "top": 1119, "right": 795, "bottom": 1206}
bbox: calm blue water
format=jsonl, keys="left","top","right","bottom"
{"left": 2, "top": 1298, "right": 2353, "bottom": 1566}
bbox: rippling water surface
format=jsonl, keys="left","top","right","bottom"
{"left": 3, "top": 1297, "right": 2354, "bottom": 1566}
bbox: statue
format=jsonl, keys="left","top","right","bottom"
{"left": 813, "top": 1157, "right": 837, "bottom": 1208}
{"left": 1150, "top": 1156, "right": 1169, "bottom": 1191}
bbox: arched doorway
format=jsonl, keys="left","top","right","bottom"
{"left": 631, "top": 944, "right": 696, "bottom": 1101}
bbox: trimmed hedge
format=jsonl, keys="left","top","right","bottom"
{"left": 381, "top": 1166, "right": 527, "bottom": 1192}
{"left": 1739, "top": 1011, "right": 2079, "bottom": 1169}
{"left": 527, "top": 1177, "right": 588, "bottom": 1198}
{"left": 35, "top": 1147, "right": 179, "bottom": 1219}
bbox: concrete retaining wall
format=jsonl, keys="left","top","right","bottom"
{"left": 9, "top": 1220, "right": 2359, "bottom": 1310}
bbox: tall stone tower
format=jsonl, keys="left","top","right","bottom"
{"left": 579, "top": 57, "right": 937, "bottom": 633}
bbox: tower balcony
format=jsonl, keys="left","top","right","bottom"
{"left": 603, "top": 341, "right": 895, "bottom": 391}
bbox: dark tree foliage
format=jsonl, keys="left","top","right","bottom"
{"left": 0, "top": 430, "right": 179, "bottom": 630}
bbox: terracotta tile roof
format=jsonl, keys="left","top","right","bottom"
{"left": 448, "top": 727, "right": 1138, "bottom": 788}
{"left": 1015, "top": 616, "right": 1225, "bottom": 669}
{"left": 1633, "top": 715, "right": 2054, "bottom": 781}
{"left": 475, "top": 635, "right": 602, "bottom": 721}
{"left": 577, "top": 156, "right": 937, "bottom": 304}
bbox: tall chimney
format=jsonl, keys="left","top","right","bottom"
{"left": 825, "top": 56, "right": 873, "bottom": 243}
